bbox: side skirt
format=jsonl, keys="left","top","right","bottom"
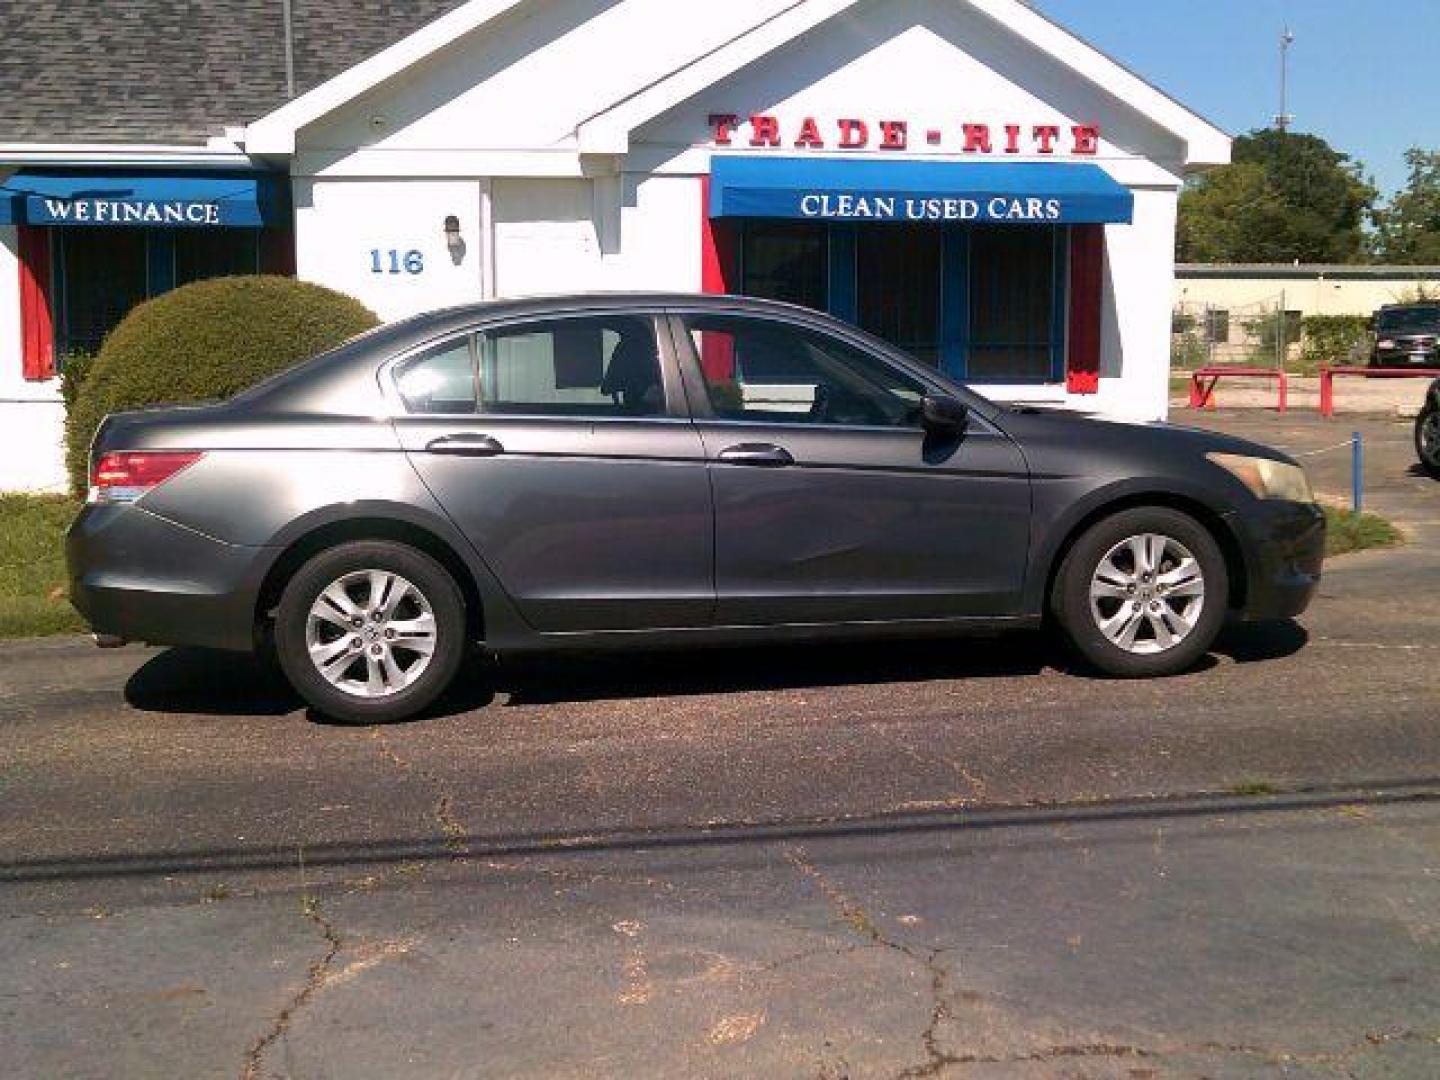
{"left": 490, "top": 615, "right": 1043, "bottom": 654}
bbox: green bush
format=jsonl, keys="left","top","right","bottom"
{"left": 58, "top": 352, "right": 95, "bottom": 411}
{"left": 1299, "top": 314, "right": 1371, "bottom": 374}
{"left": 1171, "top": 331, "right": 1209, "bottom": 371}
{"left": 65, "top": 276, "right": 378, "bottom": 495}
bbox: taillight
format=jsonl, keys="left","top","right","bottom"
{"left": 88, "top": 451, "right": 204, "bottom": 504}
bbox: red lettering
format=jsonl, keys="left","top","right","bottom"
{"left": 879, "top": 120, "right": 908, "bottom": 150}
{"left": 749, "top": 115, "right": 781, "bottom": 147}
{"left": 1033, "top": 125, "right": 1061, "bottom": 154}
{"left": 708, "top": 113, "right": 740, "bottom": 146}
{"left": 1072, "top": 124, "right": 1100, "bottom": 155}
{"left": 837, "top": 118, "right": 869, "bottom": 149}
{"left": 1004, "top": 124, "right": 1021, "bottom": 154}
{"left": 795, "top": 116, "right": 825, "bottom": 149}
{"left": 962, "top": 123, "right": 992, "bottom": 154}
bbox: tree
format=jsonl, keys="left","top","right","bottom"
{"left": 1178, "top": 129, "right": 1377, "bottom": 263}
{"left": 1373, "top": 149, "right": 1440, "bottom": 264}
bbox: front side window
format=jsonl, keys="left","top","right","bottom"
{"left": 683, "top": 314, "right": 926, "bottom": 428}
{"left": 478, "top": 315, "right": 664, "bottom": 417}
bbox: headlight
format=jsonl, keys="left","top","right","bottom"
{"left": 1377, "top": 338, "right": 1396, "bottom": 350}
{"left": 1206, "top": 452, "right": 1315, "bottom": 503}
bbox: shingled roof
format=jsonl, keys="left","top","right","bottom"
{"left": 0, "top": 0, "right": 467, "bottom": 144}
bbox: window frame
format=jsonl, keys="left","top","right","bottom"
{"left": 382, "top": 309, "right": 690, "bottom": 422}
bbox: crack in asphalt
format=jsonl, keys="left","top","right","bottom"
{"left": 784, "top": 846, "right": 963, "bottom": 1079}
{"left": 371, "top": 730, "right": 467, "bottom": 854}
{"left": 873, "top": 724, "right": 991, "bottom": 807}
{"left": 783, "top": 847, "right": 1440, "bottom": 1077}
{"left": 240, "top": 892, "right": 341, "bottom": 1080}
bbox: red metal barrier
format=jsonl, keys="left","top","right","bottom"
{"left": 1188, "top": 366, "right": 1288, "bottom": 413}
{"left": 1318, "top": 365, "right": 1440, "bottom": 418}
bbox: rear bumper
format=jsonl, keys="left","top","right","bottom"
{"left": 66, "top": 504, "right": 267, "bottom": 652}
{"left": 1228, "top": 500, "right": 1327, "bottom": 620}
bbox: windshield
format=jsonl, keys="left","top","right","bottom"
{"left": 1377, "top": 307, "right": 1440, "bottom": 333}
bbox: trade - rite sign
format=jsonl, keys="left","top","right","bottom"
{"left": 708, "top": 114, "right": 1101, "bottom": 156}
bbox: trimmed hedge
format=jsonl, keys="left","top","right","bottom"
{"left": 1300, "top": 314, "right": 1371, "bottom": 373}
{"left": 65, "top": 276, "right": 378, "bottom": 495}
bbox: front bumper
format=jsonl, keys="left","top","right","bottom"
{"left": 1371, "top": 348, "right": 1439, "bottom": 368}
{"left": 1227, "top": 500, "right": 1327, "bottom": 620}
{"left": 66, "top": 504, "right": 267, "bottom": 652}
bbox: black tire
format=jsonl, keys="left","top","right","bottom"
{"left": 1416, "top": 401, "right": 1440, "bottom": 478}
{"left": 1051, "top": 506, "right": 1229, "bottom": 678}
{"left": 273, "top": 540, "right": 467, "bottom": 724}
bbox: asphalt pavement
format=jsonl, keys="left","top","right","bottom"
{"left": 2, "top": 410, "right": 1437, "bottom": 1078}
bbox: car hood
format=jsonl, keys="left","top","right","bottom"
{"left": 995, "top": 405, "right": 1302, "bottom": 470}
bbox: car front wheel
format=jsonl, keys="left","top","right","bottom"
{"left": 1416, "top": 400, "right": 1440, "bottom": 478}
{"left": 1052, "top": 507, "right": 1229, "bottom": 677}
{"left": 274, "top": 540, "right": 467, "bottom": 724}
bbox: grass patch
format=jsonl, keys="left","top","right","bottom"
{"left": 1324, "top": 506, "right": 1402, "bottom": 557}
{"left": 0, "top": 493, "right": 85, "bottom": 638}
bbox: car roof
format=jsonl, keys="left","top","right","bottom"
{"left": 385, "top": 291, "right": 834, "bottom": 335}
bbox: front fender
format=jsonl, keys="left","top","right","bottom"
{"left": 1020, "top": 475, "right": 1244, "bottom": 614}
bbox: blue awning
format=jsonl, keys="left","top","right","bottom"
{"left": 709, "top": 157, "right": 1133, "bottom": 225}
{"left": 0, "top": 170, "right": 289, "bottom": 228}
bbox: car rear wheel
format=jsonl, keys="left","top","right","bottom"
{"left": 1052, "top": 507, "right": 1229, "bottom": 677}
{"left": 274, "top": 540, "right": 467, "bottom": 724}
{"left": 1416, "top": 400, "right": 1440, "bottom": 478}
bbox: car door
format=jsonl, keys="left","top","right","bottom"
{"left": 391, "top": 311, "right": 713, "bottom": 633}
{"left": 667, "top": 309, "right": 1031, "bottom": 626}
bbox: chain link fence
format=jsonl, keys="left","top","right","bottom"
{"left": 1172, "top": 294, "right": 1298, "bottom": 371}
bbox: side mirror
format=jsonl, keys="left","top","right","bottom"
{"left": 921, "top": 393, "right": 969, "bottom": 435}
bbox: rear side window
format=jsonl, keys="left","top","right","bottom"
{"left": 477, "top": 315, "right": 664, "bottom": 417}
{"left": 394, "top": 338, "right": 477, "bottom": 414}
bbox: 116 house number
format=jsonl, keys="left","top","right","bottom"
{"left": 370, "top": 249, "right": 424, "bottom": 275}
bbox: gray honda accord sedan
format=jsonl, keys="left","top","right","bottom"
{"left": 68, "top": 293, "right": 1325, "bottom": 723}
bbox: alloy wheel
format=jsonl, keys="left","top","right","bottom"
{"left": 304, "top": 569, "right": 438, "bottom": 698}
{"left": 1088, "top": 533, "right": 1206, "bottom": 655}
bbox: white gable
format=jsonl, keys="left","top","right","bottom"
{"left": 631, "top": 1, "right": 1188, "bottom": 176}
{"left": 289, "top": 0, "right": 798, "bottom": 161}
{"left": 250, "top": 0, "right": 1227, "bottom": 178}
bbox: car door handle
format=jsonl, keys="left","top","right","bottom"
{"left": 425, "top": 434, "right": 505, "bottom": 457}
{"left": 716, "top": 443, "right": 795, "bottom": 467}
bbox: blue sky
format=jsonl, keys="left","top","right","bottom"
{"left": 1034, "top": 0, "right": 1440, "bottom": 198}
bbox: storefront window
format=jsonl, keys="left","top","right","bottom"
{"left": 856, "top": 225, "right": 942, "bottom": 367}
{"left": 175, "top": 230, "right": 259, "bottom": 286}
{"left": 741, "top": 222, "right": 827, "bottom": 313}
{"left": 967, "top": 226, "right": 1061, "bottom": 382}
{"left": 730, "top": 219, "right": 1067, "bottom": 386}
{"left": 56, "top": 230, "right": 147, "bottom": 356}
{"left": 51, "top": 228, "right": 270, "bottom": 357}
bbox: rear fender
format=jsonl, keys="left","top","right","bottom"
{"left": 248, "top": 499, "right": 533, "bottom": 650}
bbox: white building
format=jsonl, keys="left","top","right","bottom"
{"left": 1, "top": 0, "right": 1230, "bottom": 492}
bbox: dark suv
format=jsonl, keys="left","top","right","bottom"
{"left": 1372, "top": 304, "right": 1440, "bottom": 368}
